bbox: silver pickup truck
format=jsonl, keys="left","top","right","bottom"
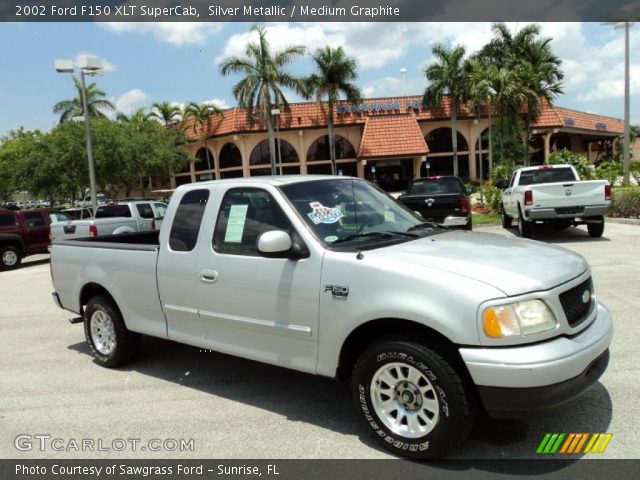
{"left": 50, "top": 176, "right": 612, "bottom": 459}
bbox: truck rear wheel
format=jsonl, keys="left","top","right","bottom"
{"left": 518, "top": 211, "right": 533, "bottom": 238}
{"left": 501, "top": 206, "right": 512, "bottom": 228}
{"left": 0, "top": 245, "right": 22, "bottom": 270}
{"left": 84, "top": 295, "right": 140, "bottom": 368}
{"left": 587, "top": 216, "right": 605, "bottom": 238}
{"left": 351, "top": 340, "right": 475, "bottom": 459}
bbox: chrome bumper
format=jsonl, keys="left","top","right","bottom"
{"left": 441, "top": 215, "right": 469, "bottom": 227}
{"left": 526, "top": 205, "right": 610, "bottom": 220}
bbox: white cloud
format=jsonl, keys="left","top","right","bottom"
{"left": 203, "top": 98, "right": 229, "bottom": 109}
{"left": 100, "top": 22, "right": 224, "bottom": 47}
{"left": 75, "top": 52, "right": 117, "bottom": 73}
{"left": 113, "top": 89, "right": 149, "bottom": 114}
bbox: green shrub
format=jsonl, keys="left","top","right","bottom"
{"left": 479, "top": 182, "right": 503, "bottom": 213}
{"left": 549, "top": 149, "right": 595, "bottom": 180}
{"left": 596, "top": 160, "right": 623, "bottom": 185}
{"left": 610, "top": 187, "right": 640, "bottom": 218}
{"left": 490, "top": 164, "right": 511, "bottom": 186}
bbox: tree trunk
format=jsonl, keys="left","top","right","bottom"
{"left": 524, "top": 109, "right": 531, "bottom": 167}
{"left": 328, "top": 100, "right": 337, "bottom": 175}
{"left": 451, "top": 100, "right": 459, "bottom": 177}
{"left": 477, "top": 106, "right": 483, "bottom": 184}
{"left": 266, "top": 113, "right": 277, "bottom": 175}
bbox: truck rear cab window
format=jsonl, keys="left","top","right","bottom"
{"left": 136, "top": 204, "right": 154, "bottom": 219}
{"left": 519, "top": 167, "right": 577, "bottom": 186}
{"left": 169, "top": 189, "right": 210, "bottom": 252}
{"left": 0, "top": 214, "right": 16, "bottom": 226}
{"left": 213, "top": 188, "right": 292, "bottom": 256}
{"left": 409, "top": 178, "right": 462, "bottom": 195}
{"left": 96, "top": 205, "right": 132, "bottom": 218}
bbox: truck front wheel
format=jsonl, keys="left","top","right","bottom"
{"left": 351, "top": 340, "right": 475, "bottom": 459}
{"left": 0, "top": 245, "right": 22, "bottom": 270}
{"left": 84, "top": 295, "right": 140, "bottom": 368}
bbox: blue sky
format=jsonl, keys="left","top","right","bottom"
{"left": 0, "top": 22, "right": 637, "bottom": 136}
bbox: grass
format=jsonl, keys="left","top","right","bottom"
{"left": 471, "top": 212, "right": 501, "bottom": 225}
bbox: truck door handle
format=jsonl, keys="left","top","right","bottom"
{"left": 200, "top": 269, "right": 219, "bottom": 283}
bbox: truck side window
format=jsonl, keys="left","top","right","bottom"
{"left": 0, "top": 214, "right": 16, "bottom": 226}
{"left": 213, "top": 188, "right": 292, "bottom": 256}
{"left": 169, "top": 189, "right": 210, "bottom": 252}
{"left": 24, "top": 212, "right": 45, "bottom": 227}
{"left": 509, "top": 172, "right": 516, "bottom": 187}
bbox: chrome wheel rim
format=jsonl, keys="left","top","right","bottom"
{"left": 370, "top": 362, "right": 440, "bottom": 439}
{"left": 2, "top": 250, "right": 18, "bottom": 266}
{"left": 90, "top": 310, "right": 116, "bottom": 355}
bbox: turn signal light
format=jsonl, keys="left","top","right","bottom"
{"left": 89, "top": 225, "right": 98, "bottom": 237}
{"left": 605, "top": 184, "right": 611, "bottom": 201}
{"left": 460, "top": 196, "right": 469, "bottom": 213}
{"left": 524, "top": 190, "right": 533, "bottom": 205}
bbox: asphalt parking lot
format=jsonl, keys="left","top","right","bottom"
{"left": 1, "top": 221, "right": 638, "bottom": 460}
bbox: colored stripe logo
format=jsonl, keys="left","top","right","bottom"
{"left": 537, "top": 433, "right": 613, "bottom": 454}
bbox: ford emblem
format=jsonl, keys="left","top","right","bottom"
{"left": 581, "top": 289, "right": 591, "bottom": 304}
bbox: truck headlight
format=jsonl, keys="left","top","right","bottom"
{"left": 482, "top": 299, "right": 557, "bottom": 338}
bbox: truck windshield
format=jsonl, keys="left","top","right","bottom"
{"left": 280, "top": 179, "right": 444, "bottom": 248}
{"left": 408, "top": 177, "right": 463, "bottom": 195}
{"left": 519, "top": 167, "right": 577, "bottom": 186}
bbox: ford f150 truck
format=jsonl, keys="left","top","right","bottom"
{"left": 501, "top": 164, "right": 611, "bottom": 238}
{"left": 50, "top": 176, "right": 612, "bottom": 459}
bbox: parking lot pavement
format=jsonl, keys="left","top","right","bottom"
{"left": 1, "top": 222, "right": 638, "bottom": 460}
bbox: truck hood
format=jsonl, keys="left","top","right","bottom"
{"left": 372, "top": 230, "right": 587, "bottom": 296}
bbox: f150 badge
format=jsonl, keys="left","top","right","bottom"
{"left": 325, "top": 285, "right": 349, "bottom": 298}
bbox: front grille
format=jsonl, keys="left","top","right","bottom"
{"left": 559, "top": 277, "right": 594, "bottom": 327}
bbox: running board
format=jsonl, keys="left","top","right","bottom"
{"left": 68, "top": 317, "right": 83, "bottom": 325}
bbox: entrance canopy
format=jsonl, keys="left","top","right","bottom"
{"left": 357, "top": 115, "right": 429, "bottom": 159}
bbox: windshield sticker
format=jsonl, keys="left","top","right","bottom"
{"left": 307, "top": 202, "right": 344, "bottom": 225}
{"left": 324, "top": 235, "right": 339, "bottom": 243}
{"left": 224, "top": 204, "right": 248, "bottom": 243}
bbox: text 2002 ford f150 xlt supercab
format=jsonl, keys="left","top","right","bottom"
{"left": 50, "top": 176, "right": 612, "bottom": 459}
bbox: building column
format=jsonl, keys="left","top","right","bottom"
{"left": 298, "top": 130, "right": 307, "bottom": 175}
{"left": 357, "top": 160, "right": 366, "bottom": 179}
{"left": 238, "top": 135, "right": 250, "bottom": 178}
{"left": 543, "top": 132, "right": 553, "bottom": 164}
{"left": 413, "top": 156, "right": 425, "bottom": 178}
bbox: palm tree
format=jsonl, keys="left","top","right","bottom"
{"left": 116, "top": 107, "right": 149, "bottom": 128}
{"left": 184, "top": 102, "right": 222, "bottom": 177}
{"left": 306, "top": 46, "right": 361, "bottom": 175}
{"left": 147, "top": 101, "right": 181, "bottom": 126}
{"left": 465, "top": 57, "right": 492, "bottom": 182}
{"left": 53, "top": 76, "right": 115, "bottom": 123}
{"left": 422, "top": 43, "right": 467, "bottom": 177}
{"left": 219, "top": 24, "right": 306, "bottom": 175}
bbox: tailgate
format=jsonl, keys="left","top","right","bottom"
{"left": 400, "top": 194, "right": 462, "bottom": 221}
{"left": 530, "top": 181, "right": 608, "bottom": 209}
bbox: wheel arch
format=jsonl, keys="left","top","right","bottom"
{"left": 79, "top": 282, "right": 123, "bottom": 321}
{"left": 0, "top": 235, "right": 26, "bottom": 256}
{"left": 336, "top": 318, "right": 467, "bottom": 380}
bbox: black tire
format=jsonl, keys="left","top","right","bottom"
{"left": 587, "top": 216, "right": 605, "bottom": 238}
{"left": 351, "top": 340, "right": 476, "bottom": 459}
{"left": 517, "top": 210, "right": 533, "bottom": 238}
{"left": 463, "top": 216, "right": 473, "bottom": 231}
{"left": 501, "top": 207, "right": 512, "bottom": 229}
{"left": 0, "top": 245, "right": 22, "bottom": 271}
{"left": 84, "top": 295, "right": 140, "bottom": 368}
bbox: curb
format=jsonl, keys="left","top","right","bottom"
{"left": 606, "top": 217, "right": 640, "bottom": 226}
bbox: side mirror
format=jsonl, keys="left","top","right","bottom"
{"left": 257, "top": 230, "right": 309, "bottom": 260}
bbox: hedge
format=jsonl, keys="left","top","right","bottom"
{"left": 610, "top": 187, "right": 640, "bottom": 219}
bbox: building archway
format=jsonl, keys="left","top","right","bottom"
{"left": 249, "top": 139, "right": 299, "bottom": 166}
{"left": 219, "top": 143, "right": 242, "bottom": 169}
{"left": 425, "top": 127, "right": 469, "bottom": 153}
{"left": 424, "top": 128, "right": 470, "bottom": 179}
{"left": 306, "top": 135, "right": 356, "bottom": 161}
{"left": 474, "top": 127, "right": 491, "bottom": 181}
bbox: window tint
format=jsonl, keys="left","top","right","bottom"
{"left": 519, "top": 167, "right": 577, "bottom": 186}
{"left": 0, "top": 214, "right": 16, "bottom": 226}
{"left": 49, "top": 212, "right": 72, "bottom": 223}
{"left": 213, "top": 188, "right": 292, "bottom": 256}
{"left": 136, "top": 203, "right": 154, "bottom": 219}
{"left": 24, "top": 212, "right": 45, "bottom": 227}
{"left": 409, "top": 178, "right": 461, "bottom": 195}
{"left": 169, "top": 189, "right": 209, "bottom": 252}
{"left": 95, "top": 205, "right": 132, "bottom": 218}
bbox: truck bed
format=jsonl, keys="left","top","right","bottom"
{"left": 55, "top": 230, "right": 160, "bottom": 250}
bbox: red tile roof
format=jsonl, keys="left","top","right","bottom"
{"left": 358, "top": 115, "right": 429, "bottom": 159}
{"left": 180, "top": 95, "right": 624, "bottom": 140}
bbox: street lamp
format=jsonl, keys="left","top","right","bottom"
{"left": 55, "top": 55, "right": 104, "bottom": 215}
{"left": 486, "top": 86, "right": 497, "bottom": 177}
{"left": 602, "top": 21, "right": 635, "bottom": 185}
{"left": 400, "top": 68, "right": 407, "bottom": 96}
{"left": 271, "top": 108, "right": 282, "bottom": 175}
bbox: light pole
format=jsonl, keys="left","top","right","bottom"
{"left": 55, "top": 56, "right": 104, "bottom": 215}
{"left": 271, "top": 108, "right": 282, "bottom": 175}
{"left": 486, "top": 86, "right": 496, "bottom": 179}
{"left": 400, "top": 68, "right": 407, "bottom": 96}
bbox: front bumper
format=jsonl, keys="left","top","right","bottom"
{"left": 440, "top": 215, "right": 470, "bottom": 227}
{"left": 460, "top": 301, "right": 612, "bottom": 416}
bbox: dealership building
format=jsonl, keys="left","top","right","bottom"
{"left": 175, "top": 95, "right": 624, "bottom": 191}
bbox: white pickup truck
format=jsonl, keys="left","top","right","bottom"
{"left": 50, "top": 201, "right": 166, "bottom": 242}
{"left": 50, "top": 176, "right": 612, "bottom": 459}
{"left": 501, "top": 165, "right": 611, "bottom": 238}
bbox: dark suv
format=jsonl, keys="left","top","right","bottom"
{"left": 0, "top": 208, "right": 71, "bottom": 270}
{"left": 398, "top": 176, "right": 472, "bottom": 230}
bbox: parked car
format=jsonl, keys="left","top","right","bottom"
{"left": 50, "top": 201, "right": 162, "bottom": 242}
{"left": 500, "top": 164, "right": 611, "bottom": 238}
{"left": 0, "top": 208, "right": 71, "bottom": 270}
{"left": 61, "top": 207, "right": 93, "bottom": 220}
{"left": 398, "top": 176, "right": 471, "bottom": 229}
{"left": 51, "top": 177, "right": 612, "bottom": 459}
{"left": 74, "top": 193, "right": 113, "bottom": 208}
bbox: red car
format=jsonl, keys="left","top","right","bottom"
{"left": 0, "top": 208, "right": 71, "bottom": 270}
